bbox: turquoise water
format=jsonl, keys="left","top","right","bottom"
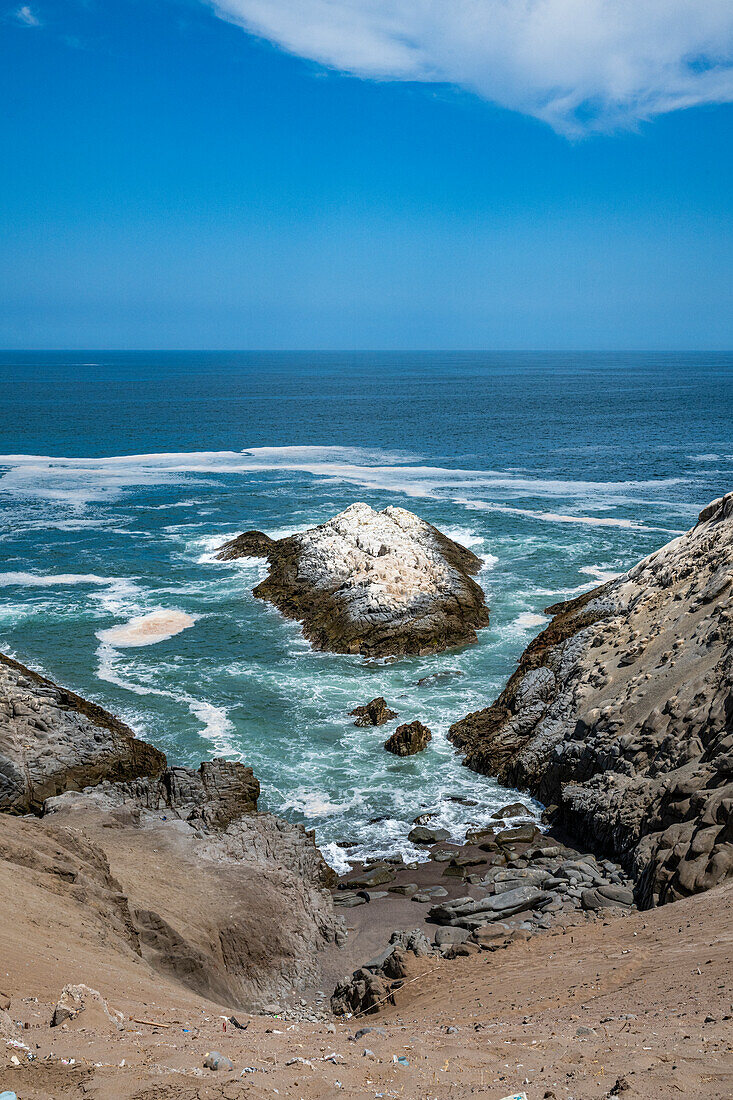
{"left": 1, "top": 352, "right": 731, "bottom": 868}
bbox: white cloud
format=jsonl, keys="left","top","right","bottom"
{"left": 208, "top": 0, "right": 733, "bottom": 134}
{"left": 15, "top": 4, "right": 40, "bottom": 26}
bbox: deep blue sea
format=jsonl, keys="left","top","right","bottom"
{"left": 1, "top": 351, "right": 731, "bottom": 868}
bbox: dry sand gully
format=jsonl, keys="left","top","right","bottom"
{"left": 1, "top": 494, "right": 733, "bottom": 1098}
{"left": 1, "top": 883, "right": 732, "bottom": 1099}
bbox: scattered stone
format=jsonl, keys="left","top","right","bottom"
{"left": 496, "top": 824, "right": 540, "bottom": 847}
{"left": 204, "top": 1051, "right": 234, "bottom": 1071}
{"left": 408, "top": 825, "right": 450, "bottom": 845}
{"left": 434, "top": 927, "right": 471, "bottom": 946}
{"left": 491, "top": 802, "right": 532, "bottom": 818}
{"left": 51, "top": 984, "right": 122, "bottom": 1030}
{"left": 350, "top": 698, "right": 397, "bottom": 727}
{"left": 388, "top": 882, "right": 419, "bottom": 897}
{"left": 384, "top": 721, "right": 432, "bottom": 757}
{"left": 343, "top": 865, "right": 396, "bottom": 889}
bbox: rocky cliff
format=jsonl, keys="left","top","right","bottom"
{"left": 216, "top": 502, "right": 489, "bottom": 657}
{"left": 0, "top": 654, "right": 342, "bottom": 1011}
{"left": 450, "top": 493, "right": 733, "bottom": 908}
{"left": 0, "top": 652, "right": 165, "bottom": 813}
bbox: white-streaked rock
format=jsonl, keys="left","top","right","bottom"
{"left": 216, "top": 502, "right": 489, "bottom": 656}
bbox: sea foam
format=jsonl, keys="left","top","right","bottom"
{"left": 97, "top": 609, "right": 196, "bottom": 647}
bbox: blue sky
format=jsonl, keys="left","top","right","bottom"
{"left": 2, "top": 0, "right": 732, "bottom": 349}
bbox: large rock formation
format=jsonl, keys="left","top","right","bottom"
{"left": 0, "top": 654, "right": 342, "bottom": 1010}
{"left": 449, "top": 493, "right": 733, "bottom": 908}
{"left": 0, "top": 653, "right": 165, "bottom": 813}
{"left": 216, "top": 502, "right": 489, "bottom": 657}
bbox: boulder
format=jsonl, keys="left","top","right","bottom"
{"left": 384, "top": 721, "right": 432, "bottom": 757}
{"left": 51, "top": 983, "right": 122, "bottom": 1031}
{"left": 491, "top": 802, "right": 532, "bottom": 819}
{"left": 408, "top": 825, "right": 450, "bottom": 845}
{"left": 215, "top": 502, "right": 490, "bottom": 657}
{"left": 350, "top": 697, "right": 397, "bottom": 727}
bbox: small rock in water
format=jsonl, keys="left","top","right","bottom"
{"left": 384, "top": 721, "right": 432, "bottom": 757}
{"left": 416, "top": 670, "right": 464, "bottom": 687}
{"left": 491, "top": 802, "right": 532, "bottom": 819}
{"left": 350, "top": 697, "right": 397, "bottom": 727}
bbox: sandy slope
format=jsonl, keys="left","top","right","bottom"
{"left": 2, "top": 877, "right": 731, "bottom": 1099}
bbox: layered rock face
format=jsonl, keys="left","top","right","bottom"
{"left": 0, "top": 654, "right": 342, "bottom": 1010}
{"left": 216, "top": 502, "right": 489, "bottom": 657}
{"left": 450, "top": 493, "right": 733, "bottom": 907}
{"left": 0, "top": 653, "right": 165, "bottom": 813}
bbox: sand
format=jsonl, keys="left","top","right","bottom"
{"left": 2, "top": 880, "right": 731, "bottom": 1099}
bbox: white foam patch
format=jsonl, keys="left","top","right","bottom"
{"left": 0, "top": 448, "right": 688, "bottom": 509}
{"left": 280, "top": 789, "right": 360, "bottom": 818}
{"left": 514, "top": 611, "right": 548, "bottom": 630}
{"left": 319, "top": 842, "right": 353, "bottom": 875}
{"left": 458, "top": 499, "right": 680, "bottom": 533}
{"left": 580, "top": 565, "right": 623, "bottom": 583}
{"left": 97, "top": 609, "right": 196, "bottom": 648}
{"left": 187, "top": 699, "right": 237, "bottom": 755}
{"left": 95, "top": 644, "right": 238, "bottom": 755}
{"left": 0, "top": 571, "right": 116, "bottom": 587}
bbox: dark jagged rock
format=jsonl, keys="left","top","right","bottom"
{"left": 350, "top": 697, "right": 397, "bottom": 727}
{"left": 215, "top": 502, "right": 489, "bottom": 658}
{"left": 449, "top": 493, "right": 733, "bottom": 907}
{"left": 107, "top": 758, "right": 260, "bottom": 830}
{"left": 384, "top": 720, "right": 432, "bottom": 756}
{"left": 0, "top": 652, "right": 165, "bottom": 814}
{"left": 331, "top": 929, "right": 433, "bottom": 1016}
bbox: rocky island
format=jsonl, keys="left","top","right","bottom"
{"left": 216, "top": 502, "right": 490, "bottom": 657}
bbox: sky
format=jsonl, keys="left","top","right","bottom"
{"left": 1, "top": 0, "right": 732, "bottom": 349}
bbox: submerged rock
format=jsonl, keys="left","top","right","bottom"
{"left": 350, "top": 697, "right": 397, "bottom": 727}
{"left": 384, "top": 720, "right": 432, "bottom": 756}
{"left": 449, "top": 492, "right": 733, "bottom": 907}
{"left": 215, "top": 502, "right": 489, "bottom": 657}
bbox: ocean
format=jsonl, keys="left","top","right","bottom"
{"left": 1, "top": 351, "right": 731, "bottom": 870}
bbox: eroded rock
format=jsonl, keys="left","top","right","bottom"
{"left": 384, "top": 721, "right": 432, "bottom": 757}
{"left": 0, "top": 653, "right": 165, "bottom": 814}
{"left": 216, "top": 503, "right": 490, "bottom": 657}
{"left": 449, "top": 492, "right": 733, "bottom": 906}
{"left": 350, "top": 697, "right": 397, "bottom": 727}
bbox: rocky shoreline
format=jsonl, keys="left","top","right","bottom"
{"left": 216, "top": 502, "right": 490, "bottom": 656}
{"left": 1, "top": 492, "right": 732, "bottom": 1097}
{"left": 448, "top": 491, "right": 733, "bottom": 908}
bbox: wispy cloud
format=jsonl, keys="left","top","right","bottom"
{"left": 208, "top": 0, "right": 733, "bottom": 135}
{"left": 15, "top": 3, "right": 40, "bottom": 26}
